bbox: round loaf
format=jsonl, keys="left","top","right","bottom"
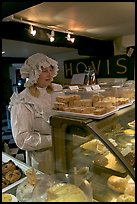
{"left": 107, "top": 175, "right": 128, "bottom": 193}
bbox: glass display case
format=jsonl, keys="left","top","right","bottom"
{"left": 50, "top": 104, "right": 135, "bottom": 202}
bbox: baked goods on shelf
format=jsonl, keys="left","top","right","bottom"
{"left": 117, "top": 194, "right": 135, "bottom": 202}
{"left": 128, "top": 120, "right": 135, "bottom": 128}
{"left": 107, "top": 175, "right": 128, "bottom": 193}
{"left": 2, "top": 177, "right": 10, "bottom": 188}
{"left": 124, "top": 182, "right": 135, "bottom": 196}
{"left": 5, "top": 169, "right": 22, "bottom": 184}
{"left": 124, "top": 152, "right": 135, "bottom": 168}
{"left": 2, "top": 160, "right": 16, "bottom": 174}
{"left": 2, "top": 160, "right": 23, "bottom": 188}
{"left": 80, "top": 139, "right": 107, "bottom": 153}
{"left": 123, "top": 129, "right": 135, "bottom": 136}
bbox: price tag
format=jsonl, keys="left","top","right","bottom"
{"left": 121, "top": 146, "right": 131, "bottom": 156}
{"left": 91, "top": 84, "right": 100, "bottom": 90}
{"left": 85, "top": 86, "right": 92, "bottom": 92}
{"left": 69, "top": 85, "right": 79, "bottom": 91}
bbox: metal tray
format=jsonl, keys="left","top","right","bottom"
{"left": 2, "top": 152, "right": 42, "bottom": 193}
{"left": 55, "top": 108, "right": 118, "bottom": 119}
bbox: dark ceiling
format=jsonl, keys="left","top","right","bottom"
{"left": 2, "top": 2, "right": 42, "bottom": 19}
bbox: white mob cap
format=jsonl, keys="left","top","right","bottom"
{"left": 20, "top": 53, "right": 59, "bottom": 87}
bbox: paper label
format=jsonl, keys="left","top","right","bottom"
{"left": 121, "top": 146, "right": 131, "bottom": 156}
{"left": 69, "top": 85, "right": 79, "bottom": 90}
{"left": 91, "top": 84, "right": 100, "bottom": 90}
{"left": 85, "top": 86, "right": 92, "bottom": 92}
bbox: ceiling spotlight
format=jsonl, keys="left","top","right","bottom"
{"left": 47, "top": 30, "right": 55, "bottom": 42}
{"left": 30, "top": 25, "right": 36, "bottom": 36}
{"left": 66, "top": 33, "right": 75, "bottom": 43}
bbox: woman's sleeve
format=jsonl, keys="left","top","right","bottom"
{"left": 10, "top": 103, "right": 52, "bottom": 151}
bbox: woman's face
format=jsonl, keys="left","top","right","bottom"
{"left": 36, "top": 66, "right": 54, "bottom": 88}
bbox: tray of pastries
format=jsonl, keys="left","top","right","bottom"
{"left": 2, "top": 160, "right": 25, "bottom": 189}
{"left": 53, "top": 94, "right": 119, "bottom": 119}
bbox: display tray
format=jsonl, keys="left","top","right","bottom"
{"left": 2, "top": 152, "right": 42, "bottom": 193}
{"left": 54, "top": 108, "right": 118, "bottom": 119}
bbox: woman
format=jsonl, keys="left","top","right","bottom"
{"left": 8, "top": 53, "right": 63, "bottom": 173}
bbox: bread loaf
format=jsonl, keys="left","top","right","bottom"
{"left": 107, "top": 176, "right": 128, "bottom": 193}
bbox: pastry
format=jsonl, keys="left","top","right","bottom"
{"left": 81, "top": 107, "right": 95, "bottom": 114}
{"left": 117, "top": 194, "right": 135, "bottom": 202}
{"left": 5, "top": 169, "right": 22, "bottom": 184}
{"left": 93, "top": 108, "right": 106, "bottom": 115}
{"left": 124, "top": 182, "right": 135, "bottom": 196}
{"left": 107, "top": 175, "right": 128, "bottom": 193}
{"left": 56, "top": 94, "right": 80, "bottom": 103}
{"left": 123, "top": 129, "right": 135, "bottom": 136}
{"left": 2, "top": 177, "right": 10, "bottom": 188}
{"left": 53, "top": 102, "right": 68, "bottom": 111}
{"left": 124, "top": 152, "right": 135, "bottom": 167}
{"left": 94, "top": 100, "right": 113, "bottom": 108}
{"left": 2, "top": 160, "right": 16, "bottom": 174}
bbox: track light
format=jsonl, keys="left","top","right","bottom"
{"left": 66, "top": 33, "right": 75, "bottom": 43}
{"left": 30, "top": 25, "right": 36, "bottom": 36}
{"left": 47, "top": 30, "right": 55, "bottom": 42}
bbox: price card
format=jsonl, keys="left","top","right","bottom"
{"left": 69, "top": 85, "right": 79, "bottom": 91}
{"left": 91, "top": 84, "right": 101, "bottom": 90}
{"left": 121, "top": 146, "right": 131, "bottom": 156}
{"left": 85, "top": 86, "right": 92, "bottom": 92}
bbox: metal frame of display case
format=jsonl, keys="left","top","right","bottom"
{"left": 50, "top": 104, "right": 135, "bottom": 181}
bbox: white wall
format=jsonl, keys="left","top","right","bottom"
{"left": 50, "top": 50, "right": 88, "bottom": 85}
{"left": 113, "top": 34, "right": 135, "bottom": 55}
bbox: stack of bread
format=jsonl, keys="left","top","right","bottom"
{"left": 53, "top": 94, "right": 118, "bottom": 115}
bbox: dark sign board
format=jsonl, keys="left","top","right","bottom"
{"left": 64, "top": 55, "right": 134, "bottom": 80}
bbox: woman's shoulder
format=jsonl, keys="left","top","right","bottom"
{"left": 8, "top": 88, "right": 34, "bottom": 109}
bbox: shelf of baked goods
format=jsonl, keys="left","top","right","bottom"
{"left": 50, "top": 104, "right": 135, "bottom": 202}
{"left": 53, "top": 84, "right": 135, "bottom": 119}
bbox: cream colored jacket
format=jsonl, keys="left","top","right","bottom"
{"left": 9, "top": 83, "right": 63, "bottom": 173}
